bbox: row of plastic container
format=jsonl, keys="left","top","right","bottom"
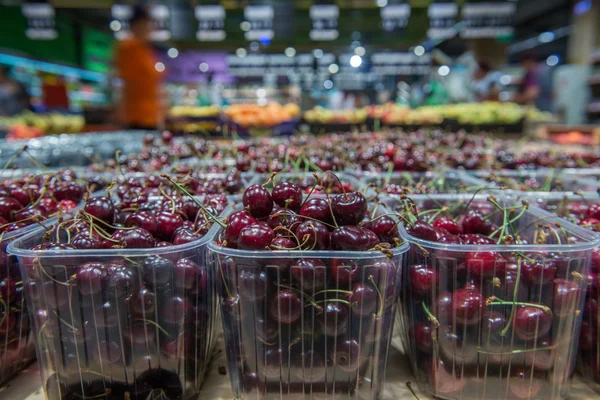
{"left": 2, "top": 187, "right": 600, "bottom": 400}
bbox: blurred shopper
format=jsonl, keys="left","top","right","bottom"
{"left": 515, "top": 54, "right": 541, "bottom": 107}
{"left": 473, "top": 61, "right": 501, "bottom": 101}
{"left": 0, "top": 67, "right": 30, "bottom": 116}
{"left": 115, "top": 5, "right": 163, "bottom": 130}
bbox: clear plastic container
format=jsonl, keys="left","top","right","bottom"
{"left": 208, "top": 207, "right": 409, "bottom": 400}
{"left": 8, "top": 222, "right": 219, "bottom": 400}
{"left": 472, "top": 169, "right": 598, "bottom": 193}
{"left": 397, "top": 199, "right": 600, "bottom": 400}
{"left": 250, "top": 172, "right": 365, "bottom": 195}
{"left": 361, "top": 170, "right": 490, "bottom": 194}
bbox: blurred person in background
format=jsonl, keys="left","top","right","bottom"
{"left": 515, "top": 54, "right": 541, "bottom": 108}
{"left": 473, "top": 61, "right": 501, "bottom": 101}
{"left": 0, "top": 66, "right": 30, "bottom": 115}
{"left": 115, "top": 5, "right": 164, "bottom": 130}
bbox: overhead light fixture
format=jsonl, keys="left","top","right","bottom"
{"left": 354, "top": 46, "right": 366, "bottom": 56}
{"left": 313, "top": 49, "right": 324, "bottom": 59}
{"left": 350, "top": 55, "right": 362, "bottom": 68}
{"left": 324, "top": 80, "right": 333, "bottom": 89}
{"left": 199, "top": 62, "right": 209, "bottom": 72}
{"left": 155, "top": 62, "right": 165, "bottom": 72}
{"left": 110, "top": 20, "right": 121, "bottom": 32}
{"left": 438, "top": 65, "right": 450, "bottom": 76}
{"left": 538, "top": 32, "right": 555, "bottom": 43}
{"left": 546, "top": 55, "right": 559, "bottom": 66}
{"left": 377, "top": 0, "right": 388, "bottom": 7}
{"left": 167, "top": 48, "right": 179, "bottom": 59}
{"left": 284, "top": 47, "right": 296, "bottom": 57}
{"left": 240, "top": 21, "right": 251, "bottom": 32}
{"left": 236, "top": 48, "right": 247, "bottom": 58}
{"left": 414, "top": 46, "right": 425, "bottom": 56}
{"left": 328, "top": 64, "right": 339, "bottom": 74}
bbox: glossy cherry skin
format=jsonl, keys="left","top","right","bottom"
{"left": 156, "top": 211, "right": 184, "bottom": 241}
{"left": 410, "top": 265, "right": 438, "bottom": 297}
{"left": 296, "top": 220, "right": 330, "bottom": 250}
{"left": 586, "top": 203, "right": 600, "bottom": 219}
{"left": 330, "top": 258, "right": 360, "bottom": 286}
{"left": 142, "top": 256, "right": 174, "bottom": 287}
{"left": 513, "top": 306, "right": 553, "bottom": 341}
{"left": 83, "top": 196, "right": 115, "bottom": 224}
{"left": 330, "top": 339, "right": 361, "bottom": 372}
{"left": 106, "top": 265, "right": 138, "bottom": 299}
{"left": 438, "top": 325, "right": 478, "bottom": 367}
{"left": 224, "top": 210, "right": 257, "bottom": 245}
{"left": 271, "top": 236, "right": 296, "bottom": 250}
{"left": 522, "top": 257, "right": 558, "bottom": 285}
{"left": 331, "top": 226, "right": 371, "bottom": 251}
{"left": 76, "top": 262, "right": 108, "bottom": 296}
{"left": 291, "top": 258, "right": 326, "bottom": 292}
{"left": 237, "top": 222, "right": 274, "bottom": 250}
{"left": 317, "top": 302, "right": 349, "bottom": 336}
{"left": 271, "top": 182, "right": 302, "bottom": 210}
{"left": 459, "top": 210, "right": 491, "bottom": 235}
{"left": 238, "top": 267, "right": 268, "bottom": 302}
{"left": 433, "top": 215, "right": 462, "bottom": 235}
{"left": 299, "top": 198, "right": 333, "bottom": 225}
{"left": 125, "top": 211, "right": 158, "bottom": 236}
{"left": 451, "top": 286, "right": 484, "bottom": 325}
{"left": 460, "top": 233, "right": 495, "bottom": 245}
{"left": 370, "top": 215, "right": 400, "bottom": 243}
{"left": 0, "top": 277, "right": 16, "bottom": 303}
{"left": 346, "top": 283, "right": 377, "bottom": 316}
{"left": 407, "top": 220, "right": 437, "bottom": 242}
{"left": 269, "top": 290, "right": 302, "bottom": 324}
{"left": 480, "top": 311, "right": 508, "bottom": 346}
{"left": 242, "top": 184, "right": 273, "bottom": 219}
{"left": 552, "top": 278, "right": 583, "bottom": 318}
{"left": 119, "top": 227, "right": 155, "bottom": 248}
{"left": 579, "top": 320, "right": 596, "bottom": 351}
{"left": 508, "top": 368, "right": 542, "bottom": 399}
{"left": 267, "top": 209, "right": 301, "bottom": 236}
{"left": 331, "top": 192, "right": 367, "bottom": 226}
{"left": 466, "top": 251, "right": 506, "bottom": 279}
{"left": 412, "top": 322, "right": 433, "bottom": 353}
{"left": 0, "top": 197, "right": 23, "bottom": 221}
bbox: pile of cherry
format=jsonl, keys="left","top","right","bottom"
{"left": 11, "top": 173, "right": 228, "bottom": 399}
{"left": 397, "top": 196, "right": 593, "bottom": 400}
{"left": 211, "top": 175, "right": 404, "bottom": 398}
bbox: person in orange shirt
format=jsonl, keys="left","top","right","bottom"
{"left": 115, "top": 5, "right": 164, "bottom": 130}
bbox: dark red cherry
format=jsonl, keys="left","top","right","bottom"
{"left": 433, "top": 292, "right": 453, "bottom": 322}
{"left": 296, "top": 220, "right": 330, "bottom": 250}
{"left": 271, "top": 236, "right": 296, "bottom": 250}
{"left": 156, "top": 211, "right": 184, "bottom": 241}
{"left": 160, "top": 296, "right": 194, "bottom": 325}
{"left": 10, "top": 188, "right": 31, "bottom": 206}
{"left": 451, "top": 286, "right": 484, "bottom": 325}
{"left": 291, "top": 258, "right": 326, "bottom": 292}
{"left": 466, "top": 251, "right": 506, "bottom": 279}
{"left": 317, "top": 302, "right": 349, "bottom": 336}
{"left": 438, "top": 325, "right": 478, "bottom": 367}
{"left": 0, "top": 197, "right": 23, "bottom": 220}
{"left": 346, "top": 283, "right": 377, "bottom": 316}
{"left": 128, "top": 288, "right": 155, "bottom": 317}
{"left": 83, "top": 196, "right": 115, "bottom": 224}
{"left": 242, "top": 184, "right": 273, "bottom": 219}
{"left": 173, "top": 258, "right": 206, "bottom": 292}
{"left": 269, "top": 290, "right": 302, "bottom": 324}
{"left": 267, "top": 209, "right": 301, "bottom": 236}
{"left": 142, "top": 256, "right": 173, "bottom": 287}
{"left": 237, "top": 222, "right": 274, "bottom": 250}
{"left": 363, "top": 228, "right": 379, "bottom": 248}
{"left": 522, "top": 257, "right": 558, "bottom": 285}
{"left": 407, "top": 220, "right": 437, "bottom": 242}
{"left": 224, "top": 210, "right": 257, "bottom": 245}
{"left": 508, "top": 368, "right": 542, "bottom": 399}
{"left": 370, "top": 215, "right": 400, "bottom": 244}
{"left": 460, "top": 233, "right": 495, "bottom": 245}
{"left": 579, "top": 320, "right": 596, "bottom": 351}
{"left": 272, "top": 182, "right": 302, "bottom": 210}
{"left": 331, "top": 192, "right": 367, "bottom": 226}
{"left": 411, "top": 323, "right": 434, "bottom": 353}
{"left": 513, "top": 306, "right": 553, "bottom": 341}
{"left": 76, "top": 262, "right": 108, "bottom": 296}
{"left": 433, "top": 215, "right": 462, "bottom": 235}
{"left": 459, "top": 210, "right": 491, "bottom": 235}
{"left": 330, "top": 339, "right": 362, "bottom": 372}
{"left": 119, "top": 227, "right": 154, "bottom": 248}
{"left": 70, "top": 232, "right": 102, "bottom": 250}
{"left": 238, "top": 267, "right": 268, "bottom": 302}
{"left": 106, "top": 265, "right": 138, "bottom": 298}
{"left": 125, "top": 211, "right": 158, "bottom": 236}
{"left": 172, "top": 227, "right": 203, "bottom": 245}
{"left": 331, "top": 226, "right": 371, "bottom": 251}
{"left": 586, "top": 203, "right": 600, "bottom": 219}
{"left": 410, "top": 265, "right": 438, "bottom": 297}
{"left": 299, "top": 198, "right": 332, "bottom": 225}
{"left": 0, "top": 277, "right": 16, "bottom": 303}
{"left": 330, "top": 258, "right": 360, "bottom": 286}
{"left": 54, "top": 182, "right": 84, "bottom": 203}
{"left": 552, "top": 278, "right": 583, "bottom": 318}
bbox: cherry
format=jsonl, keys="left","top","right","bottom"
{"left": 260, "top": 346, "right": 288, "bottom": 379}
{"left": 579, "top": 320, "right": 596, "bottom": 351}
{"left": 290, "top": 258, "right": 326, "bottom": 292}
{"left": 330, "top": 258, "right": 360, "bottom": 286}
{"left": 586, "top": 203, "right": 600, "bottom": 219}
{"left": 346, "top": 283, "right": 377, "bottom": 316}
{"left": 83, "top": 196, "right": 115, "bottom": 224}
{"left": 552, "top": 278, "right": 583, "bottom": 318}
{"left": 269, "top": 290, "right": 302, "bottom": 324}
{"left": 407, "top": 220, "right": 437, "bottom": 242}
{"left": 54, "top": 182, "right": 84, "bottom": 203}
{"left": 481, "top": 311, "right": 507, "bottom": 345}
{"left": 509, "top": 368, "right": 542, "bottom": 399}
{"left": 0, "top": 277, "right": 16, "bottom": 303}
{"left": 331, "top": 192, "right": 367, "bottom": 226}
{"left": 38, "top": 197, "right": 58, "bottom": 214}
{"left": 76, "top": 262, "right": 108, "bottom": 296}
{"left": 296, "top": 220, "right": 330, "bottom": 250}
{"left": 173, "top": 227, "right": 203, "bottom": 245}
{"left": 125, "top": 211, "right": 158, "bottom": 236}
{"left": 460, "top": 233, "right": 495, "bottom": 245}
{"left": 411, "top": 322, "right": 433, "bottom": 353}
{"left": 438, "top": 325, "right": 478, "bottom": 367}
{"left": 119, "top": 227, "right": 155, "bottom": 248}
{"left": 160, "top": 296, "right": 194, "bottom": 325}
{"left": 299, "top": 198, "right": 332, "bottom": 225}
{"left": 295, "top": 350, "right": 326, "bottom": 382}
{"left": 370, "top": 215, "right": 400, "bottom": 243}
{"left": 317, "top": 302, "right": 349, "bottom": 336}
{"left": 242, "top": 184, "right": 273, "bottom": 219}
{"left": 128, "top": 288, "right": 155, "bottom": 317}
{"left": 224, "top": 210, "right": 257, "bottom": 245}
{"left": 142, "top": 256, "right": 173, "bottom": 287}
{"left": 524, "top": 337, "right": 555, "bottom": 371}
{"left": 330, "top": 339, "right": 361, "bottom": 372}
{"left": 433, "top": 215, "right": 462, "bottom": 235}
{"left": 459, "top": 210, "right": 491, "bottom": 235}
{"left": 267, "top": 209, "right": 301, "bottom": 236}
{"left": 271, "top": 236, "right": 296, "bottom": 250}
{"left": 10, "top": 187, "right": 31, "bottom": 206}
{"left": 0, "top": 197, "right": 23, "bottom": 220}
{"left": 451, "top": 286, "right": 484, "bottom": 325}
{"left": 238, "top": 222, "right": 274, "bottom": 250}
{"left": 156, "top": 211, "right": 184, "bottom": 241}
{"left": 466, "top": 251, "right": 506, "bottom": 279}
{"left": 433, "top": 292, "right": 453, "bottom": 322}
{"left": 238, "top": 267, "right": 268, "bottom": 302}
{"left": 271, "top": 182, "right": 302, "bottom": 210}
{"left": 513, "top": 306, "right": 553, "bottom": 341}
{"left": 173, "top": 258, "right": 205, "bottom": 291}
{"left": 331, "top": 226, "right": 371, "bottom": 251}
{"left": 410, "top": 265, "right": 438, "bottom": 297}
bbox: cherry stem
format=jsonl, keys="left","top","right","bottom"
{"left": 160, "top": 174, "right": 226, "bottom": 228}
{"left": 299, "top": 175, "right": 321, "bottom": 209}
{"left": 278, "top": 284, "right": 323, "bottom": 313}
{"left": 368, "top": 275, "right": 384, "bottom": 319}
{"left": 216, "top": 257, "right": 232, "bottom": 299}
{"left": 1, "top": 145, "right": 27, "bottom": 172}
{"left": 486, "top": 296, "right": 552, "bottom": 314}
{"left": 426, "top": 207, "right": 449, "bottom": 225}
{"left": 158, "top": 185, "right": 177, "bottom": 214}
{"left": 312, "top": 299, "right": 351, "bottom": 307}
{"left": 313, "top": 289, "right": 353, "bottom": 296}
{"left": 137, "top": 318, "right": 171, "bottom": 337}
{"left": 406, "top": 382, "right": 421, "bottom": 400}
{"left": 421, "top": 301, "right": 440, "bottom": 329}
{"left": 500, "top": 257, "right": 522, "bottom": 337}
{"left": 476, "top": 343, "right": 557, "bottom": 355}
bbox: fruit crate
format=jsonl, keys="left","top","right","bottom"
{"left": 8, "top": 221, "right": 220, "bottom": 399}
{"left": 250, "top": 172, "right": 366, "bottom": 195}
{"left": 472, "top": 169, "right": 598, "bottom": 193}
{"left": 396, "top": 194, "right": 600, "bottom": 400}
{"left": 208, "top": 204, "right": 409, "bottom": 400}
{"left": 360, "top": 170, "right": 490, "bottom": 195}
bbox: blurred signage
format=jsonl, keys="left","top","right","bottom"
{"left": 228, "top": 54, "right": 303, "bottom": 76}
{"left": 428, "top": 2, "right": 458, "bottom": 39}
{"left": 461, "top": 2, "right": 516, "bottom": 38}
{"left": 309, "top": 4, "right": 339, "bottom": 41}
{"left": 370, "top": 52, "right": 431, "bottom": 75}
{"left": 110, "top": 4, "right": 171, "bottom": 41}
{"left": 22, "top": 3, "right": 57, "bottom": 40}
{"left": 244, "top": 5, "right": 274, "bottom": 41}
{"left": 195, "top": 5, "right": 226, "bottom": 41}
{"left": 381, "top": 3, "right": 411, "bottom": 34}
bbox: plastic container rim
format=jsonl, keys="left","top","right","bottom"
{"left": 398, "top": 204, "right": 600, "bottom": 252}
